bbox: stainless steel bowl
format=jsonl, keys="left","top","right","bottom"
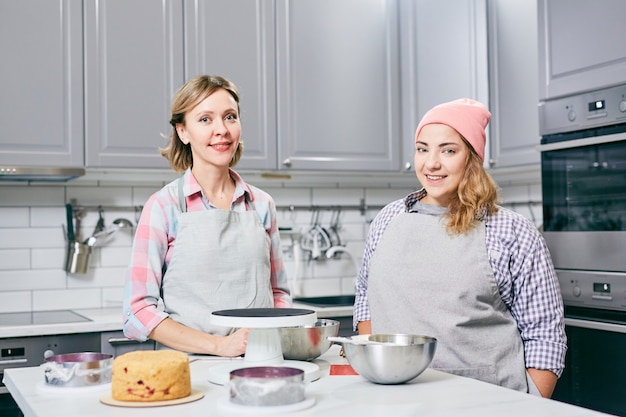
{"left": 42, "top": 352, "right": 113, "bottom": 387}
{"left": 278, "top": 319, "right": 340, "bottom": 361}
{"left": 229, "top": 366, "right": 305, "bottom": 406}
{"left": 341, "top": 334, "right": 437, "bottom": 384}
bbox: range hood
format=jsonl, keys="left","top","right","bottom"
{"left": 0, "top": 166, "right": 86, "bottom": 182}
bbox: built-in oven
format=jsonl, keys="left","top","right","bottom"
{"left": 538, "top": 83, "right": 626, "bottom": 416}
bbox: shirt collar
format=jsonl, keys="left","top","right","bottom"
{"left": 403, "top": 188, "right": 428, "bottom": 212}
{"left": 182, "top": 168, "right": 253, "bottom": 203}
{"left": 403, "top": 188, "right": 448, "bottom": 216}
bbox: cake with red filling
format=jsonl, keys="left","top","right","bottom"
{"left": 111, "top": 350, "right": 191, "bottom": 402}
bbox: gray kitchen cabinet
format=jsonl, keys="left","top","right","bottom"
{"left": 486, "top": 0, "right": 540, "bottom": 168}
{"left": 538, "top": 0, "right": 626, "bottom": 100}
{"left": 84, "top": 0, "right": 184, "bottom": 169}
{"left": 0, "top": 0, "right": 84, "bottom": 167}
{"left": 184, "top": 0, "right": 277, "bottom": 171}
{"left": 398, "top": 0, "right": 489, "bottom": 173}
{"left": 185, "top": 0, "right": 401, "bottom": 172}
{"left": 274, "top": 0, "right": 401, "bottom": 171}
{"left": 100, "top": 330, "right": 155, "bottom": 357}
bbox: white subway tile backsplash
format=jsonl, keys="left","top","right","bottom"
{"left": 31, "top": 248, "right": 66, "bottom": 269}
{"left": 31, "top": 206, "right": 66, "bottom": 227}
{"left": 100, "top": 247, "right": 132, "bottom": 268}
{"left": 0, "top": 249, "right": 30, "bottom": 270}
{"left": 0, "top": 228, "right": 65, "bottom": 249}
{"left": 0, "top": 291, "right": 32, "bottom": 313}
{"left": 0, "top": 176, "right": 541, "bottom": 313}
{"left": 266, "top": 187, "right": 311, "bottom": 207}
{"left": 68, "top": 266, "right": 126, "bottom": 288}
{"left": 365, "top": 187, "right": 415, "bottom": 205}
{"left": 499, "top": 184, "right": 531, "bottom": 202}
{"left": 0, "top": 269, "right": 67, "bottom": 291}
{"left": 132, "top": 186, "right": 162, "bottom": 206}
{"left": 102, "top": 287, "right": 124, "bottom": 308}
{"left": 0, "top": 186, "right": 65, "bottom": 206}
{"left": 311, "top": 188, "right": 364, "bottom": 206}
{"left": 67, "top": 186, "right": 133, "bottom": 207}
{"left": 0, "top": 207, "right": 29, "bottom": 227}
{"left": 33, "top": 288, "right": 102, "bottom": 311}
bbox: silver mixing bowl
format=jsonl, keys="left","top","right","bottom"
{"left": 341, "top": 334, "right": 437, "bottom": 384}
{"left": 278, "top": 319, "right": 340, "bottom": 361}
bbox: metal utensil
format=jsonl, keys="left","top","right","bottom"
{"left": 92, "top": 206, "right": 106, "bottom": 236}
{"left": 65, "top": 203, "right": 75, "bottom": 242}
{"left": 73, "top": 207, "right": 85, "bottom": 243}
{"left": 112, "top": 218, "right": 133, "bottom": 229}
{"left": 85, "top": 227, "right": 117, "bottom": 247}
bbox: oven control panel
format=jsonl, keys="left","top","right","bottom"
{"left": 557, "top": 269, "right": 626, "bottom": 311}
{"left": 539, "top": 83, "right": 626, "bottom": 135}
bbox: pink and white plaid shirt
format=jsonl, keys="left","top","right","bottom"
{"left": 123, "top": 168, "right": 291, "bottom": 341}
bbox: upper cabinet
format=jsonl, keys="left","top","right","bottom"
{"left": 487, "top": 0, "right": 540, "bottom": 168}
{"left": 84, "top": 0, "right": 184, "bottom": 169}
{"left": 538, "top": 0, "right": 626, "bottom": 100}
{"left": 274, "top": 0, "right": 401, "bottom": 171}
{"left": 0, "top": 0, "right": 499, "bottom": 173}
{"left": 185, "top": 0, "right": 401, "bottom": 172}
{"left": 0, "top": 0, "right": 84, "bottom": 167}
{"left": 398, "top": 0, "right": 489, "bottom": 173}
{"left": 184, "top": 0, "right": 277, "bottom": 171}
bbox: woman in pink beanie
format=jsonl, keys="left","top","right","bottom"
{"left": 353, "top": 99, "right": 566, "bottom": 398}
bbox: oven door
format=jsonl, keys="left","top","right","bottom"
{"left": 552, "top": 307, "right": 626, "bottom": 416}
{"left": 538, "top": 128, "right": 626, "bottom": 273}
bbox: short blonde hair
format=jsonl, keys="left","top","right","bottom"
{"left": 160, "top": 75, "right": 244, "bottom": 172}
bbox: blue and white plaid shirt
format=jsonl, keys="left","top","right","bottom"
{"left": 354, "top": 188, "right": 567, "bottom": 376}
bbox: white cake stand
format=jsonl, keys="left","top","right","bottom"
{"left": 207, "top": 308, "right": 320, "bottom": 385}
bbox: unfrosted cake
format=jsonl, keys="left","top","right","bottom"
{"left": 111, "top": 350, "right": 191, "bottom": 402}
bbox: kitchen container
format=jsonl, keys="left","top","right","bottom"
{"left": 337, "top": 334, "right": 437, "bottom": 384}
{"left": 42, "top": 352, "right": 112, "bottom": 387}
{"left": 229, "top": 366, "right": 305, "bottom": 406}
{"left": 278, "top": 319, "right": 340, "bottom": 361}
{"left": 64, "top": 241, "right": 91, "bottom": 274}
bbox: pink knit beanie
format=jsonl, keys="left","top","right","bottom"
{"left": 414, "top": 98, "right": 491, "bottom": 162}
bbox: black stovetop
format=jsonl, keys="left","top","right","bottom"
{"left": 0, "top": 310, "right": 91, "bottom": 326}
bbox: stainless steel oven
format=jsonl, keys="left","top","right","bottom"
{"left": 538, "top": 83, "right": 626, "bottom": 416}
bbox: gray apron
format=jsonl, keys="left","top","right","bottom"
{"left": 160, "top": 177, "right": 273, "bottom": 337}
{"left": 368, "top": 204, "right": 534, "bottom": 393}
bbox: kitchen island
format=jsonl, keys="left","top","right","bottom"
{"left": 3, "top": 346, "right": 613, "bottom": 417}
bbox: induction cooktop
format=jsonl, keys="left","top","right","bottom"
{"left": 0, "top": 310, "right": 91, "bottom": 326}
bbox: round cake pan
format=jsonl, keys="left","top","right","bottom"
{"left": 42, "top": 352, "right": 113, "bottom": 387}
{"left": 229, "top": 366, "right": 305, "bottom": 406}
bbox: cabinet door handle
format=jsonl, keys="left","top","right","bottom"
{"left": 107, "top": 337, "right": 142, "bottom": 345}
{"left": 282, "top": 158, "right": 292, "bottom": 167}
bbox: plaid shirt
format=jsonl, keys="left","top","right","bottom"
{"left": 123, "top": 168, "right": 291, "bottom": 341}
{"left": 354, "top": 188, "right": 567, "bottom": 376}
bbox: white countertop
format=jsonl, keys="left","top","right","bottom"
{"left": 0, "top": 304, "right": 352, "bottom": 339}
{"left": 3, "top": 345, "right": 613, "bottom": 417}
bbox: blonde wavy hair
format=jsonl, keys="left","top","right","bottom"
{"left": 444, "top": 139, "right": 500, "bottom": 235}
{"left": 160, "top": 75, "right": 244, "bottom": 172}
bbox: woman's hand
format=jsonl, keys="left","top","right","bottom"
{"left": 215, "top": 328, "right": 249, "bottom": 357}
{"left": 149, "top": 318, "right": 250, "bottom": 356}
